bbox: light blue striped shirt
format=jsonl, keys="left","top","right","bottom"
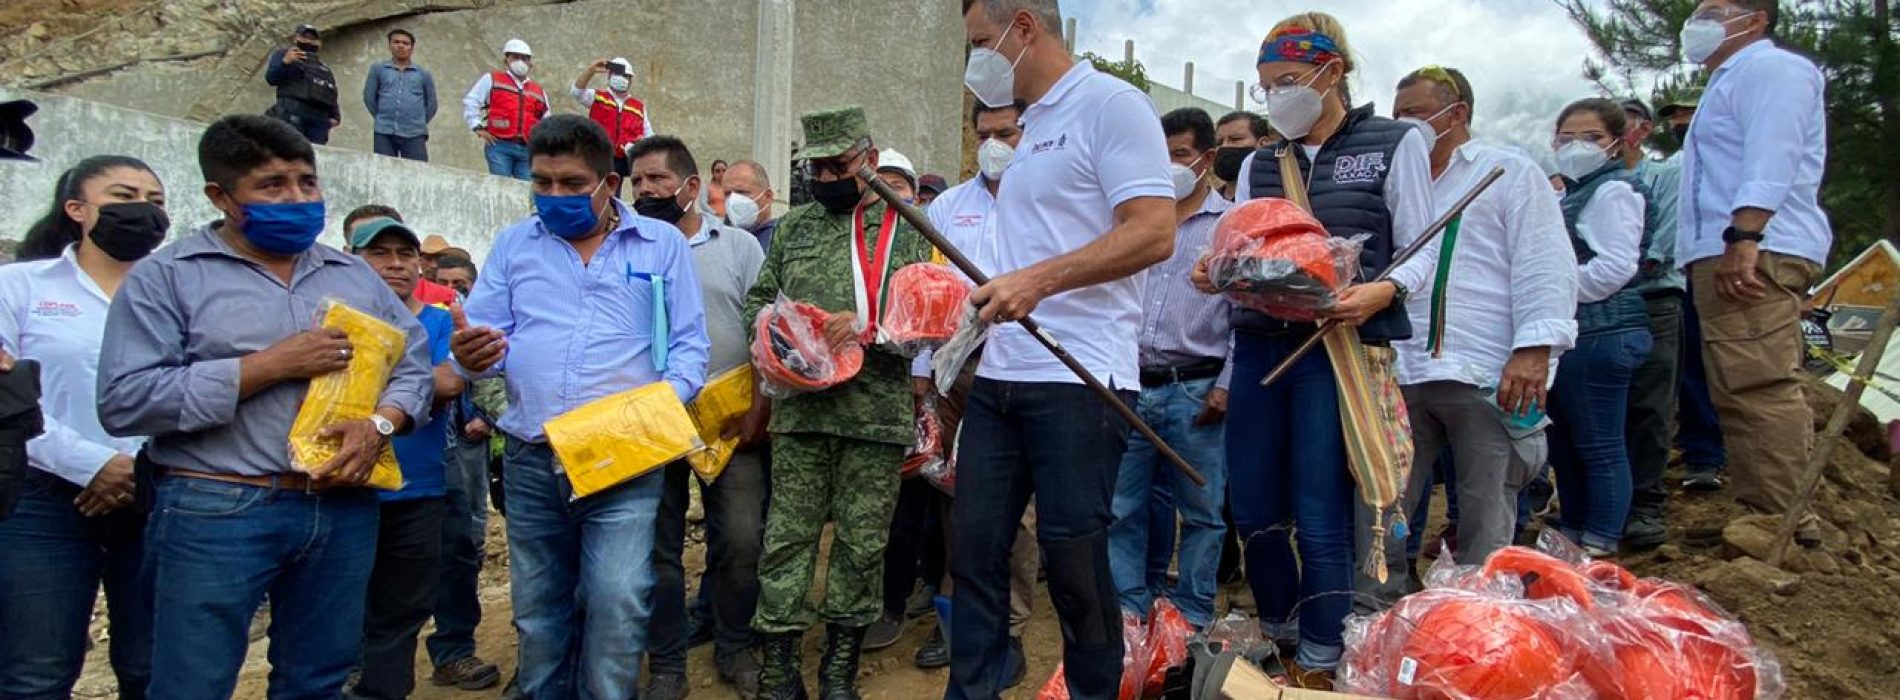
{"left": 460, "top": 200, "right": 710, "bottom": 442}
{"left": 1138, "top": 188, "right": 1235, "bottom": 389}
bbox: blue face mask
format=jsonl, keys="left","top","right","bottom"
{"left": 238, "top": 200, "right": 327, "bottom": 255}
{"left": 534, "top": 181, "right": 609, "bottom": 240}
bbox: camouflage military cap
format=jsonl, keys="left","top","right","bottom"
{"left": 799, "top": 105, "right": 870, "bottom": 160}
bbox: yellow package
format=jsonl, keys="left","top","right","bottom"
{"left": 288, "top": 300, "right": 406, "bottom": 490}
{"left": 686, "top": 366, "right": 757, "bottom": 482}
{"left": 544, "top": 382, "right": 705, "bottom": 499}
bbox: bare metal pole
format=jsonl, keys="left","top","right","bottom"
{"left": 855, "top": 166, "right": 1208, "bottom": 486}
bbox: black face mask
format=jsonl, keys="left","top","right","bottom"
{"left": 811, "top": 177, "right": 863, "bottom": 214}
{"left": 633, "top": 192, "right": 687, "bottom": 225}
{"left": 89, "top": 201, "right": 169, "bottom": 262}
{"left": 1213, "top": 146, "right": 1253, "bottom": 183}
{"left": 296, "top": 41, "right": 320, "bottom": 55}
{"left": 1671, "top": 124, "right": 1690, "bottom": 143}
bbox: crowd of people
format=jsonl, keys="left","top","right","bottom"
{"left": 0, "top": 0, "right": 1833, "bottom": 698}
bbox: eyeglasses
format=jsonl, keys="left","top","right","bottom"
{"left": 1690, "top": 6, "right": 1756, "bottom": 22}
{"left": 1249, "top": 64, "right": 1328, "bottom": 105}
{"left": 800, "top": 139, "right": 873, "bottom": 180}
{"left": 1554, "top": 132, "right": 1613, "bottom": 146}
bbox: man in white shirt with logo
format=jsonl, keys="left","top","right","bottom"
{"left": 1387, "top": 67, "right": 1578, "bottom": 576}
{"left": 952, "top": 2, "right": 1176, "bottom": 699}
{"left": 1676, "top": 0, "right": 1832, "bottom": 541}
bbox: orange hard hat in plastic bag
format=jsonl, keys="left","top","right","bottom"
{"left": 1205, "top": 198, "right": 1354, "bottom": 321}
{"left": 1583, "top": 608, "right": 1758, "bottom": 700}
{"left": 1481, "top": 546, "right": 1596, "bottom": 609}
{"left": 1394, "top": 597, "right": 1572, "bottom": 699}
{"left": 883, "top": 263, "right": 972, "bottom": 349}
{"left": 751, "top": 298, "right": 863, "bottom": 397}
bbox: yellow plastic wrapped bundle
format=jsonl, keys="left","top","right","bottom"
{"left": 686, "top": 366, "right": 756, "bottom": 482}
{"left": 288, "top": 300, "right": 406, "bottom": 490}
{"left": 544, "top": 382, "right": 705, "bottom": 499}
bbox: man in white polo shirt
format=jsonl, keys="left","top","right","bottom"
{"left": 951, "top": 2, "right": 1176, "bottom": 699}
{"left": 1676, "top": 0, "right": 1832, "bottom": 542}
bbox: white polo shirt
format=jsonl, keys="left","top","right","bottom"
{"left": 977, "top": 61, "right": 1173, "bottom": 389}
{"left": 926, "top": 176, "right": 1002, "bottom": 272}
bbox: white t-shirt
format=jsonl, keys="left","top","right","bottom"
{"left": 977, "top": 62, "right": 1173, "bottom": 389}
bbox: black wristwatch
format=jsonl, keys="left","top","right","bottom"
{"left": 1387, "top": 279, "right": 1411, "bottom": 305}
{"left": 1722, "top": 226, "right": 1765, "bottom": 245}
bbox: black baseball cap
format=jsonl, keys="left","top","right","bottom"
{"left": 0, "top": 100, "right": 38, "bottom": 161}
{"left": 294, "top": 24, "right": 321, "bottom": 39}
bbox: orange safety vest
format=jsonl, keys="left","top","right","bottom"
{"left": 587, "top": 91, "right": 648, "bottom": 152}
{"left": 485, "top": 71, "right": 548, "bottom": 142}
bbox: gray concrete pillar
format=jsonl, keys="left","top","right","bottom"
{"left": 1065, "top": 17, "right": 1077, "bottom": 53}
{"left": 1235, "top": 80, "right": 1245, "bottom": 111}
{"left": 1184, "top": 61, "right": 1195, "bottom": 95}
{"left": 753, "top": 0, "right": 796, "bottom": 216}
{"left": 1124, "top": 39, "right": 1134, "bottom": 64}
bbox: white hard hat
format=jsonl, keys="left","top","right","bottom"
{"left": 877, "top": 148, "right": 917, "bottom": 182}
{"left": 502, "top": 39, "right": 533, "bottom": 57}
{"left": 609, "top": 57, "right": 633, "bottom": 74}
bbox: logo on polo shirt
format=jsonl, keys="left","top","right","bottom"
{"left": 952, "top": 214, "right": 984, "bottom": 227}
{"left": 1333, "top": 152, "right": 1388, "bottom": 185}
{"left": 31, "top": 300, "right": 81, "bottom": 318}
{"left": 1030, "top": 133, "right": 1069, "bottom": 155}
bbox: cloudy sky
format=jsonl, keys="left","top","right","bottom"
{"left": 1065, "top": 0, "right": 1648, "bottom": 160}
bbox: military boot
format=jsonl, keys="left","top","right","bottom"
{"left": 817, "top": 624, "right": 868, "bottom": 700}
{"left": 755, "top": 632, "right": 808, "bottom": 700}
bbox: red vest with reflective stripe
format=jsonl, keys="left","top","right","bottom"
{"left": 588, "top": 92, "right": 647, "bottom": 151}
{"left": 485, "top": 71, "right": 547, "bottom": 142}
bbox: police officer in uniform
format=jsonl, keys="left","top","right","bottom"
{"left": 264, "top": 25, "right": 342, "bottom": 145}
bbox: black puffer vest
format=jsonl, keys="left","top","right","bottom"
{"left": 1562, "top": 162, "right": 1655, "bottom": 336}
{"left": 1239, "top": 104, "right": 1413, "bottom": 343}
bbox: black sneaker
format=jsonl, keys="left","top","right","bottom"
{"left": 864, "top": 614, "right": 903, "bottom": 651}
{"left": 914, "top": 624, "right": 949, "bottom": 669}
{"left": 1682, "top": 465, "right": 1724, "bottom": 492}
{"left": 430, "top": 656, "right": 502, "bottom": 690}
{"left": 1624, "top": 514, "right": 1667, "bottom": 550}
{"left": 645, "top": 672, "right": 690, "bottom": 700}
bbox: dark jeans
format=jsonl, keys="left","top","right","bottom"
{"left": 1405, "top": 449, "right": 1460, "bottom": 559}
{"left": 146, "top": 476, "right": 379, "bottom": 700}
{"left": 885, "top": 476, "right": 945, "bottom": 617}
{"left": 271, "top": 103, "right": 334, "bottom": 145}
{"left": 1629, "top": 294, "right": 1684, "bottom": 520}
{"left": 650, "top": 449, "right": 767, "bottom": 673}
{"left": 356, "top": 497, "right": 447, "bottom": 700}
{"left": 428, "top": 435, "right": 491, "bottom": 666}
{"left": 1676, "top": 283, "right": 1728, "bottom": 469}
{"left": 1225, "top": 332, "right": 1355, "bottom": 670}
{"left": 948, "top": 379, "right": 1131, "bottom": 700}
{"left": 1549, "top": 328, "right": 1652, "bottom": 551}
{"left": 373, "top": 133, "right": 430, "bottom": 161}
{"left": 0, "top": 471, "right": 151, "bottom": 700}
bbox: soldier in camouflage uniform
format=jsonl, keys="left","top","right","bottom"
{"left": 743, "top": 106, "right": 934, "bottom": 700}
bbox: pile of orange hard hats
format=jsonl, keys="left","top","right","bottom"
{"left": 1204, "top": 197, "right": 1358, "bottom": 322}
{"left": 1340, "top": 533, "right": 1782, "bottom": 700}
{"left": 751, "top": 298, "right": 863, "bottom": 398}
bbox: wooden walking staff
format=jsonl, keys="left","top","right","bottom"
{"left": 1769, "top": 293, "right": 1900, "bottom": 566}
{"left": 854, "top": 166, "right": 1208, "bottom": 487}
{"left": 1257, "top": 166, "right": 1508, "bottom": 389}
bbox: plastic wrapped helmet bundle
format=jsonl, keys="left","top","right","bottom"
{"left": 751, "top": 296, "right": 863, "bottom": 399}
{"left": 1202, "top": 197, "right": 1367, "bottom": 322}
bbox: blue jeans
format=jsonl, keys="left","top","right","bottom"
{"left": 502, "top": 437, "right": 663, "bottom": 700}
{"left": 948, "top": 380, "right": 1131, "bottom": 700}
{"left": 1405, "top": 448, "right": 1459, "bottom": 559}
{"left": 0, "top": 472, "right": 151, "bottom": 700}
{"left": 1676, "top": 284, "right": 1728, "bottom": 469}
{"left": 1225, "top": 332, "right": 1355, "bottom": 671}
{"left": 428, "top": 435, "right": 492, "bottom": 667}
{"left": 484, "top": 141, "right": 531, "bottom": 180}
{"left": 1549, "top": 329, "right": 1652, "bottom": 551}
{"left": 1107, "top": 377, "right": 1228, "bottom": 628}
{"left": 1144, "top": 486, "right": 1176, "bottom": 594}
{"left": 374, "top": 133, "right": 430, "bottom": 161}
{"left": 146, "top": 476, "right": 379, "bottom": 700}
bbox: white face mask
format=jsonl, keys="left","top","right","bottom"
{"left": 1169, "top": 154, "right": 1205, "bottom": 200}
{"left": 1264, "top": 64, "right": 1335, "bottom": 140}
{"left": 964, "top": 31, "right": 1030, "bottom": 109}
{"left": 607, "top": 74, "right": 631, "bottom": 92}
{"left": 1398, "top": 102, "right": 1460, "bottom": 153}
{"left": 1554, "top": 140, "right": 1613, "bottom": 182}
{"left": 1681, "top": 16, "right": 1748, "bottom": 64}
{"left": 508, "top": 59, "right": 531, "bottom": 78}
{"left": 977, "top": 138, "right": 1016, "bottom": 182}
{"left": 725, "top": 193, "right": 760, "bottom": 230}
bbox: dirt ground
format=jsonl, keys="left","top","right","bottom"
{"left": 69, "top": 379, "right": 1900, "bottom": 699}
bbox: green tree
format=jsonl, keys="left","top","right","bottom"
{"left": 1082, "top": 51, "right": 1151, "bottom": 92}
{"left": 1557, "top": 0, "right": 1900, "bottom": 269}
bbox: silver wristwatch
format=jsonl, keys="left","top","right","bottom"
{"left": 369, "top": 414, "right": 397, "bottom": 437}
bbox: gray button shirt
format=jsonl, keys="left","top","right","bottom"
{"left": 364, "top": 61, "right": 438, "bottom": 138}
{"left": 687, "top": 214, "right": 766, "bottom": 375}
{"left": 97, "top": 223, "right": 433, "bottom": 476}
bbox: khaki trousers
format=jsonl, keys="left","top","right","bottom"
{"left": 1689, "top": 252, "right": 1822, "bottom": 514}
